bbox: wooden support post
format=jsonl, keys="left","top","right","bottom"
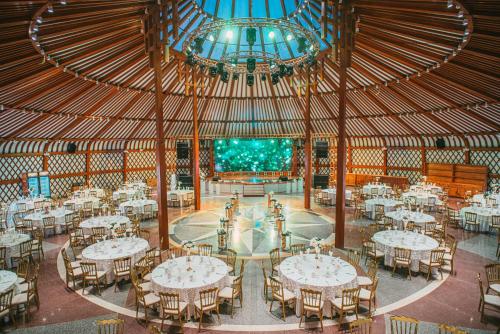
{"left": 383, "top": 148, "right": 388, "bottom": 175}
{"left": 152, "top": 5, "right": 169, "bottom": 250}
{"left": 304, "top": 66, "right": 312, "bottom": 210}
{"left": 421, "top": 146, "right": 427, "bottom": 177}
{"left": 192, "top": 67, "right": 201, "bottom": 210}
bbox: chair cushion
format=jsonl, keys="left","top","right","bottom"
{"left": 72, "top": 267, "right": 83, "bottom": 277}
{"left": 142, "top": 293, "right": 160, "bottom": 306}
{"left": 443, "top": 254, "right": 453, "bottom": 261}
{"left": 227, "top": 265, "right": 234, "bottom": 273}
{"left": 143, "top": 273, "right": 152, "bottom": 281}
{"left": 219, "top": 286, "right": 235, "bottom": 299}
{"left": 139, "top": 281, "right": 152, "bottom": 292}
{"left": 330, "top": 297, "right": 356, "bottom": 310}
{"left": 282, "top": 288, "right": 296, "bottom": 302}
{"left": 303, "top": 300, "right": 324, "bottom": 312}
{"left": 394, "top": 259, "right": 410, "bottom": 266}
{"left": 16, "top": 277, "right": 26, "bottom": 284}
{"left": 194, "top": 299, "right": 217, "bottom": 311}
{"left": 163, "top": 301, "right": 189, "bottom": 315}
{"left": 12, "top": 292, "right": 33, "bottom": 305}
{"left": 18, "top": 283, "right": 28, "bottom": 293}
{"left": 358, "top": 288, "right": 371, "bottom": 301}
{"left": 357, "top": 276, "right": 373, "bottom": 286}
{"left": 490, "top": 284, "right": 500, "bottom": 294}
{"left": 484, "top": 294, "right": 500, "bottom": 307}
{"left": 71, "top": 261, "right": 81, "bottom": 269}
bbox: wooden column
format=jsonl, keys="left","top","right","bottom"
{"left": 152, "top": 5, "right": 169, "bottom": 250}
{"left": 335, "top": 0, "right": 350, "bottom": 249}
{"left": 192, "top": 67, "right": 201, "bottom": 210}
{"left": 421, "top": 146, "right": 427, "bottom": 177}
{"left": 304, "top": 66, "right": 312, "bottom": 210}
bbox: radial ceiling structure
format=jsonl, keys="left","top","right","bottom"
{"left": 0, "top": 0, "right": 498, "bottom": 141}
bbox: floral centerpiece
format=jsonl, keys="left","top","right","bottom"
{"left": 225, "top": 202, "right": 233, "bottom": 210}
{"left": 181, "top": 240, "right": 195, "bottom": 270}
{"left": 310, "top": 237, "right": 322, "bottom": 259}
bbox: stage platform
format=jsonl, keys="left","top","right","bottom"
{"left": 206, "top": 174, "right": 303, "bottom": 196}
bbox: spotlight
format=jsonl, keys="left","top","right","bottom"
{"left": 279, "top": 64, "right": 287, "bottom": 78}
{"left": 208, "top": 34, "right": 215, "bottom": 42}
{"left": 286, "top": 66, "right": 294, "bottom": 76}
{"left": 246, "top": 28, "right": 256, "bottom": 46}
{"left": 271, "top": 72, "right": 280, "bottom": 85}
{"left": 209, "top": 66, "right": 218, "bottom": 77}
{"left": 217, "top": 62, "right": 225, "bottom": 75}
{"left": 297, "top": 37, "right": 307, "bottom": 53}
{"left": 261, "top": 73, "right": 267, "bottom": 81}
{"left": 221, "top": 71, "right": 229, "bottom": 83}
{"left": 225, "top": 30, "right": 234, "bottom": 40}
{"left": 246, "top": 74, "right": 254, "bottom": 87}
{"left": 232, "top": 72, "right": 239, "bottom": 81}
{"left": 286, "top": 33, "right": 294, "bottom": 41}
{"left": 48, "top": 4, "right": 54, "bottom": 13}
{"left": 247, "top": 58, "right": 256, "bottom": 73}
{"left": 268, "top": 31, "right": 275, "bottom": 39}
{"left": 185, "top": 52, "right": 195, "bottom": 66}
{"left": 231, "top": 57, "right": 238, "bottom": 67}
{"left": 193, "top": 37, "right": 204, "bottom": 54}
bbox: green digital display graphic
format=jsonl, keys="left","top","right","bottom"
{"left": 214, "top": 138, "right": 293, "bottom": 172}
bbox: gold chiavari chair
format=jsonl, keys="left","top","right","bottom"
{"left": 359, "top": 277, "right": 378, "bottom": 315}
{"left": 0, "top": 289, "right": 15, "bottom": 326}
{"left": 194, "top": 287, "right": 220, "bottom": 330}
{"left": 490, "top": 215, "right": 500, "bottom": 234}
{"left": 290, "top": 243, "right": 306, "bottom": 255}
{"left": 96, "top": 318, "right": 125, "bottom": 334}
{"left": 91, "top": 226, "right": 106, "bottom": 242}
{"left": 143, "top": 204, "right": 154, "bottom": 220}
{"left": 139, "top": 229, "right": 150, "bottom": 242}
{"left": 83, "top": 201, "right": 93, "bottom": 218}
{"left": 464, "top": 211, "right": 479, "bottom": 232}
{"left": 63, "top": 212, "right": 74, "bottom": 234}
{"left": 218, "top": 275, "right": 243, "bottom": 318}
{"left": 159, "top": 292, "right": 188, "bottom": 332}
{"left": 320, "top": 243, "right": 335, "bottom": 256}
{"left": 358, "top": 259, "right": 377, "bottom": 288}
{"left": 226, "top": 248, "right": 237, "bottom": 275}
{"left": 41, "top": 216, "right": 56, "bottom": 237}
{"left": 485, "top": 263, "right": 500, "bottom": 295}
{"left": 262, "top": 266, "right": 273, "bottom": 304}
{"left": 0, "top": 246, "right": 6, "bottom": 270}
{"left": 330, "top": 287, "right": 360, "bottom": 324}
{"left": 22, "top": 218, "right": 37, "bottom": 236}
{"left": 347, "top": 249, "right": 361, "bottom": 267}
{"left": 134, "top": 256, "right": 152, "bottom": 282}
{"left": 197, "top": 243, "right": 213, "bottom": 256}
{"left": 269, "top": 276, "right": 295, "bottom": 321}
{"left": 132, "top": 282, "right": 160, "bottom": 324}
{"left": 12, "top": 274, "right": 38, "bottom": 322}
{"left": 424, "top": 222, "right": 436, "bottom": 236}
{"left": 11, "top": 239, "right": 33, "bottom": 266}
{"left": 61, "top": 248, "right": 82, "bottom": 289}
{"left": 113, "top": 257, "right": 131, "bottom": 292}
{"left": 392, "top": 247, "right": 412, "bottom": 280}
{"left": 30, "top": 229, "right": 44, "bottom": 261}
{"left": 168, "top": 246, "right": 186, "bottom": 259}
{"left": 145, "top": 248, "right": 157, "bottom": 270}
{"left": 80, "top": 262, "right": 108, "bottom": 295}
{"left": 149, "top": 326, "right": 161, "bottom": 334}
{"left": 438, "top": 323, "right": 469, "bottom": 334}
{"left": 364, "top": 241, "right": 384, "bottom": 266}
{"left": 477, "top": 273, "right": 500, "bottom": 323}
{"left": 269, "top": 248, "right": 281, "bottom": 275}
{"left": 299, "top": 288, "right": 324, "bottom": 331}
{"left": 389, "top": 315, "right": 419, "bottom": 334}
{"left": 443, "top": 240, "right": 458, "bottom": 276}
{"left": 419, "top": 249, "right": 445, "bottom": 281}
{"left": 130, "top": 268, "right": 151, "bottom": 293}
{"left": 169, "top": 193, "right": 180, "bottom": 208}
{"left": 374, "top": 204, "right": 385, "bottom": 221}
{"left": 347, "top": 318, "right": 373, "bottom": 334}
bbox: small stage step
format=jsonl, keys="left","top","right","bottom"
{"left": 243, "top": 184, "right": 265, "bottom": 196}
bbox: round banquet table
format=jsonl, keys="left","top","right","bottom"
{"left": 410, "top": 184, "right": 442, "bottom": 194}
{"left": 0, "top": 270, "right": 18, "bottom": 294}
{"left": 321, "top": 188, "right": 352, "bottom": 205}
{"left": 24, "top": 208, "right": 74, "bottom": 234}
{"left": 81, "top": 237, "right": 149, "bottom": 281}
{"left": 372, "top": 230, "right": 439, "bottom": 272}
{"left": 151, "top": 255, "right": 230, "bottom": 318}
{"left": 362, "top": 184, "right": 392, "bottom": 196}
{"left": 402, "top": 191, "right": 442, "bottom": 207}
{"left": 168, "top": 190, "right": 194, "bottom": 207}
{"left": 73, "top": 188, "right": 105, "bottom": 199}
{"left": 7, "top": 197, "right": 49, "bottom": 227}
{"left": 80, "top": 215, "right": 130, "bottom": 236}
{"left": 112, "top": 189, "right": 143, "bottom": 201}
{"left": 472, "top": 193, "right": 500, "bottom": 207}
{"left": 119, "top": 199, "right": 158, "bottom": 216}
{"left": 385, "top": 209, "right": 435, "bottom": 230}
{"left": 125, "top": 182, "right": 147, "bottom": 190}
{"left": 0, "top": 231, "right": 31, "bottom": 268}
{"left": 279, "top": 254, "right": 357, "bottom": 317}
{"left": 63, "top": 197, "right": 100, "bottom": 211}
{"left": 460, "top": 206, "right": 500, "bottom": 232}
{"left": 364, "top": 198, "right": 403, "bottom": 219}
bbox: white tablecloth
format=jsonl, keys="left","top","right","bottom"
{"left": 385, "top": 210, "right": 435, "bottom": 230}
{"left": 168, "top": 190, "right": 194, "bottom": 207}
{"left": 363, "top": 184, "right": 391, "bottom": 196}
{"left": 80, "top": 215, "right": 130, "bottom": 236}
{"left": 0, "top": 270, "right": 18, "bottom": 294}
{"left": 321, "top": 188, "right": 353, "bottom": 205}
{"left": 7, "top": 198, "right": 50, "bottom": 227}
{"left": 460, "top": 206, "right": 500, "bottom": 232}
{"left": 410, "top": 184, "right": 442, "bottom": 194}
{"left": 119, "top": 200, "right": 158, "bottom": 216}
{"left": 402, "top": 192, "right": 442, "bottom": 207}
{"left": 63, "top": 197, "right": 100, "bottom": 210}
{"left": 73, "top": 188, "right": 105, "bottom": 199}
{"left": 279, "top": 254, "right": 358, "bottom": 317}
{"left": 472, "top": 194, "right": 500, "bottom": 206}
{"left": 0, "top": 231, "right": 31, "bottom": 268}
{"left": 81, "top": 237, "right": 149, "bottom": 281}
{"left": 25, "top": 208, "right": 74, "bottom": 234}
{"left": 113, "top": 189, "right": 143, "bottom": 201}
{"left": 372, "top": 230, "right": 439, "bottom": 271}
{"left": 151, "top": 256, "right": 230, "bottom": 318}
{"left": 125, "top": 182, "right": 147, "bottom": 190}
{"left": 365, "top": 198, "right": 403, "bottom": 219}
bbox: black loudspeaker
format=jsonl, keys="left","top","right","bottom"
{"left": 315, "top": 141, "right": 328, "bottom": 158}
{"left": 279, "top": 176, "right": 289, "bottom": 181}
{"left": 313, "top": 175, "right": 329, "bottom": 189}
{"left": 436, "top": 138, "right": 446, "bottom": 149}
{"left": 212, "top": 176, "right": 220, "bottom": 181}
{"left": 67, "top": 142, "right": 77, "bottom": 153}
{"left": 176, "top": 142, "right": 189, "bottom": 159}
{"left": 178, "top": 175, "right": 193, "bottom": 188}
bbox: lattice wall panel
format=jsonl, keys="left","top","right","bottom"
{"left": 90, "top": 153, "right": 123, "bottom": 171}
{"left": 127, "top": 170, "right": 156, "bottom": 183}
{"left": 297, "top": 147, "right": 306, "bottom": 178}
{"left": 0, "top": 183, "right": 21, "bottom": 203}
{"left": 200, "top": 148, "right": 211, "bottom": 177}
{"left": 48, "top": 154, "right": 86, "bottom": 174}
{"left": 387, "top": 149, "right": 421, "bottom": 168}
{"left": 165, "top": 150, "right": 177, "bottom": 172}
{"left": 90, "top": 173, "right": 123, "bottom": 189}
{"left": 0, "top": 156, "right": 42, "bottom": 181}
{"left": 388, "top": 169, "right": 422, "bottom": 185}
{"left": 127, "top": 151, "right": 155, "bottom": 169}
{"left": 470, "top": 150, "right": 500, "bottom": 189}
{"left": 352, "top": 168, "right": 384, "bottom": 176}
{"left": 51, "top": 176, "right": 86, "bottom": 199}
{"left": 352, "top": 149, "right": 384, "bottom": 166}
{"left": 426, "top": 150, "right": 465, "bottom": 164}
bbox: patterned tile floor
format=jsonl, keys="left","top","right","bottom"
{"left": 2, "top": 193, "right": 499, "bottom": 333}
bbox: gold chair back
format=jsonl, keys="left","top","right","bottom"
{"left": 389, "top": 315, "right": 419, "bottom": 334}
{"left": 96, "top": 318, "right": 125, "bottom": 334}
{"left": 198, "top": 243, "right": 213, "bottom": 256}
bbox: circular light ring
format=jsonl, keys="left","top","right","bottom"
{"left": 182, "top": 18, "right": 320, "bottom": 73}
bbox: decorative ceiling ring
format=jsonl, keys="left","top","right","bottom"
{"left": 27, "top": 0, "right": 473, "bottom": 96}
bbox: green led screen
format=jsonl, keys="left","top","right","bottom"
{"left": 214, "top": 138, "right": 293, "bottom": 172}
